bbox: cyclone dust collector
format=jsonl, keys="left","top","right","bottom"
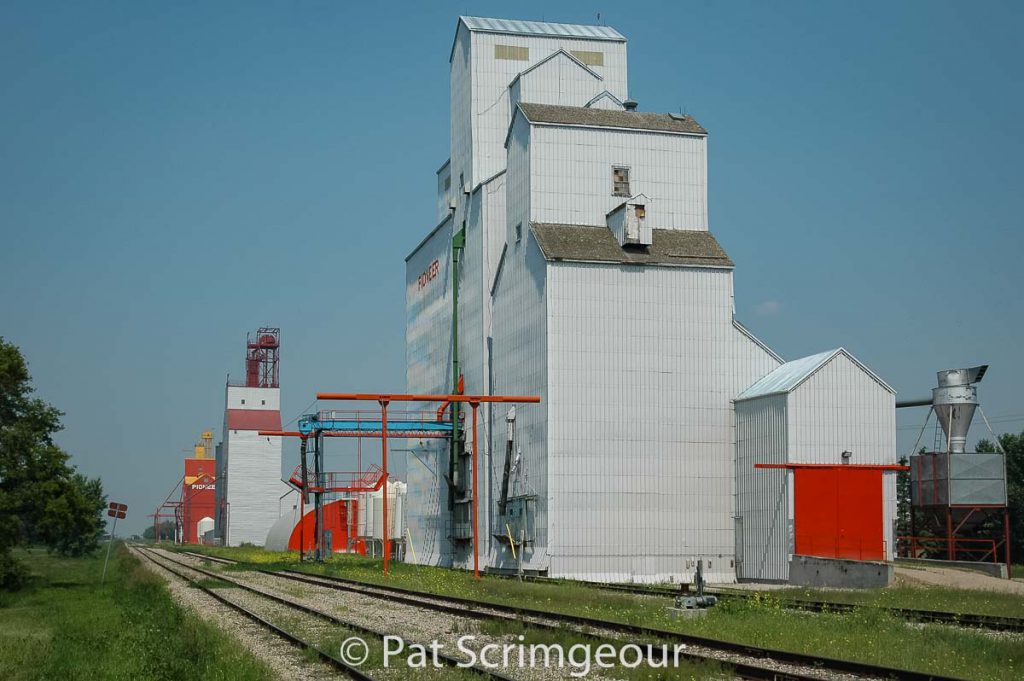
{"left": 898, "top": 366, "right": 1011, "bottom": 574}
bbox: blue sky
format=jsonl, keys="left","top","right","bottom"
{"left": 1, "top": 1, "right": 1021, "bottom": 533}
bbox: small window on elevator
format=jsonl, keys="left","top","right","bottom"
{"left": 612, "top": 166, "right": 631, "bottom": 196}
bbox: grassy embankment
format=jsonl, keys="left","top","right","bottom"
{"left": 0, "top": 545, "right": 273, "bottom": 681}
{"left": 184, "top": 544, "right": 1024, "bottom": 681}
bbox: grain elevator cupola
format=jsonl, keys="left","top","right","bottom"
{"left": 246, "top": 327, "right": 280, "bottom": 388}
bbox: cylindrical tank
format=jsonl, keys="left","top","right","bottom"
{"left": 932, "top": 369, "right": 980, "bottom": 453}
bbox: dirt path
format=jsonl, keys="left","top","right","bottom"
{"left": 895, "top": 565, "right": 1024, "bottom": 594}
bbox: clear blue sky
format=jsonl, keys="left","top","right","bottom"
{"left": 1, "top": 1, "right": 1021, "bottom": 534}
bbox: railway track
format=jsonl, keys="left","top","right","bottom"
{"left": 517, "top": 578, "right": 1024, "bottom": 634}
{"left": 267, "top": 567, "right": 974, "bottom": 681}
{"left": 178, "top": 549, "right": 1024, "bottom": 635}
{"left": 134, "top": 547, "right": 379, "bottom": 680}
{"left": 168, "top": 550, "right": 862, "bottom": 680}
{"left": 137, "top": 548, "right": 515, "bottom": 681}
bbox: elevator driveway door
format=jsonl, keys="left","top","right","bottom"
{"left": 793, "top": 467, "right": 884, "bottom": 561}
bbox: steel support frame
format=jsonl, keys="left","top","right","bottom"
{"left": 906, "top": 503, "right": 1011, "bottom": 575}
{"left": 317, "top": 392, "right": 540, "bottom": 579}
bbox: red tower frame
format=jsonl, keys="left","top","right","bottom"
{"left": 245, "top": 327, "right": 280, "bottom": 388}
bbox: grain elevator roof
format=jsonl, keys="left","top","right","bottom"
{"left": 530, "top": 224, "right": 733, "bottom": 268}
{"left": 518, "top": 103, "right": 707, "bottom": 135}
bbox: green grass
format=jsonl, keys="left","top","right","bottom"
{"left": 182, "top": 545, "right": 1024, "bottom": 680}
{"left": 0, "top": 545, "right": 273, "bottom": 681}
{"left": 751, "top": 583, "right": 1024, "bottom": 618}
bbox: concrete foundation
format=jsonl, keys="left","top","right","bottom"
{"left": 788, "top": 555, "right": 894, "bottom": 588}
{"left": 896, "top": 558, "right": 1008, "bottom": 579}
{"left": 667, "top": 607, "right": 710, "bottom": 620}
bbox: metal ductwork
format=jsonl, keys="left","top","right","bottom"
{"left": 932, "top": 365, "right": 987, "bottom": 454}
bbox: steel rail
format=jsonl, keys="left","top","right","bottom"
{"left": 180, "top": 550, "right": 237, "bottom": 565}
{"left": 134, "top": 548, "right": 378, "bottom": 681}
{"left": 269, "top": 569, "right": 965, "bottom": 681}
{"left": 142, "top": 549, "right": 515, "bottom": 681}
{"left": 503, "top": 576, "right": 1024, "bottom": 634}
{"left": 260, "top": 570, "right": 826, "bottom": 681}
{"left": 172, "top": 550, "right": 1022, "bottom": 633}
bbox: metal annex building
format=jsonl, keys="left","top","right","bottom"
{"left": 735, "top": 349, "right": 898, "bottom": 581}
{"left": 405, "top": 16, "right": 898, "bottom": 583}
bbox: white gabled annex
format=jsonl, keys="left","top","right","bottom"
{"left": 734, "top": 349, "right": 898, "bottom": 581}
{"left": 404, "top": 16, "right": 897, "bottom": 583}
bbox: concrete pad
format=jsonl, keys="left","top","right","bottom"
{"left": 788, "top": 555, "right": 894, "bottom": 589}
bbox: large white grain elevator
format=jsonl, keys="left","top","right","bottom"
{"left": 404, "top": 16, "right": 897, "bottom": 583}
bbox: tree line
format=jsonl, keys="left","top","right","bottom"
{"left": 1, "top": 338, "right": 106, "bottom": 588}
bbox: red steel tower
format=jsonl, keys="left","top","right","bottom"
{"left": 245, "top": 327, "right": 280, "bottom": 388}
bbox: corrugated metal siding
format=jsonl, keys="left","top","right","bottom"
{"left": 436, "top": 162, "right": 451, "bottom": 224}
{"left": 529, "top": 126, "right": 707, "bottom": 230}
{"left": 470, "top": 32, "right": 628, "bottom": 185}
{"left": 787, "top": 353, "right": 896, "bottom": 466}
{"left": 223, "top": 427, "right": 288, "bottom": 546}
{"left": 587, "top": 91, "right": 624, "bottom": 110}
{"left": 735, "top": 395, "right": 790, "bottom": 581}
{"left": 546, "top": 264, "right": 762, "bottom": 583}
{"left": 225, "top": 386, "right": 280, "bottom": 411}
{"left": 451, "top": 25, "right": 472, "bottom": 201}
{"left": 510, "top": 52, "right": 604, "bottom": 111}
{"left": 787, "top": 353, "right": 898, "bottom": 559}
{"left": 489, "top": 119, "right": 546, "bottom": 571}
{"left": 214, "top": 441, "right": 225, "bottom": 540}
{"left": 405, "top": 220, "right": 454, "bottom": 566}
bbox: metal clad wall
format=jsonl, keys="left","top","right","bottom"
{"left": 451, "top": 26, "right": 472, "bottom": 196}
{"left": 547, "top": 263, "right": 754, "bottom": 583}
{"left": 223, "top": 427, "right": 287, "bottom": 546}
{"left": 735, "top": 394, "right": 789, "bottom": 580}
{"left": 461, "top": 185, "right": 490, "bottom": 567}
{"left": 220, "top": 385, "right": 286, "bottom": 546}
{"left": 470, "top": 32, "right": 628, "bottom": 186}
{"left": 587, "top": 93, "right": 624, "bottom": 110}
{"left": 436, "top": 162, "right": 451, "bottom": 223}
{"left": 489, "top": 116, "right": 547, "bottom": 571}
{"left": 530, "top": 126, "right": 707, "bottom": 230}
{"left": 225, "top": 386, "right": 280, "bottom": 411}
{"left": 510, "top": 53, "right": 604, "bottom": 110}
{"left": 787, "top": 354, "right": 897, "bottom": 559}
{"left": 214, "top": 442, "right": 226, "bottom": 540}
{"left": 489, "top": 240, "right": 549, "bottom": 572}
{"left": 405, "top": 220, "right": 454, "bottom": 565}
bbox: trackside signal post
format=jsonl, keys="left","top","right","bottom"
{"left": 102, "top": 502, "right": 127, "bottom": 583}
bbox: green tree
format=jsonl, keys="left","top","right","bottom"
{"left": 896, "top": 455, "right": 912, "bottom": 539}
{"left": 142, "top": 521, "right": 176, "bottom": 542}
{"left": 977, "top": 432, "right": 1023, "bottom": 564}
{"left": 0, "top": 338, "right": 106, "bottom": 588}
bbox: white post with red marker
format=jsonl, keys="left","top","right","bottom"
{"left": 102, "top": 502, "right": 128, "bottom": 583}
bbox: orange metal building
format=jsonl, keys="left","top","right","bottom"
{"left": 182, "top": 435, "right": 217, "bottom": 544}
